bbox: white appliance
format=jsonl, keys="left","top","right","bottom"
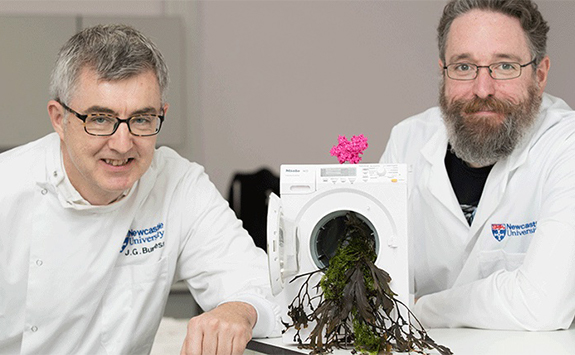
{"left": 267, "top": 163, "right": 410, "bottom": 342}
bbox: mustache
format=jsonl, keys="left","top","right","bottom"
{"left": 460, "top": 96, "right": 514, "bottom": 115}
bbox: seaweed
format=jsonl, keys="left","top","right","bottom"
{"left": 283, "top": 212, "right": 452, "bottom": 355}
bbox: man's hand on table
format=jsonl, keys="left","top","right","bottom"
{"left": 180, "top": 301, "right": 257, "bottom": 355}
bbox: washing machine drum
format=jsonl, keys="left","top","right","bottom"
{"left": 310, "top": 210, "right": 378, "bottom": 269}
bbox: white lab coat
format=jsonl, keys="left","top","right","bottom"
{"left": 380, "top": 93, "right": 575, "bottom": 330}
{"left": 0, "top": 133, "right": 280, "bottom": 355}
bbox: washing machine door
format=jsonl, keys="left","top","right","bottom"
{"left": 291, "top": 186, "right": 409, "bottom": 305}
{"left": 267, "top": 193, "right": 299, "bottom": 296}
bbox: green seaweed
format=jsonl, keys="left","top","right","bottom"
{"left": 284, "top": 212, "right": 452, "bottom": 355}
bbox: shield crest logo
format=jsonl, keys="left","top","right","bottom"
{"left": 491, "top": 224, "right": 506, "bottom": 242}
{"left": 119, "top": 235, "right": 130, "bottom": 253}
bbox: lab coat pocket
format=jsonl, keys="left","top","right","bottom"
{"left": 478, "top": 250, "right": 526, "bottom": 278}
{"left": 101, "top": 256, "right": 169, "bottom": 354}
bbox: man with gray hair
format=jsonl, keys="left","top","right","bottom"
{"left": 0, "top": 24, "right": 280, "bottom": 354}
{"left": 381, "top": 0, "right": 575, "bottom": 330}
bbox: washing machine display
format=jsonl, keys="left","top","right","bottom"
{"left": 267, "top": 164, "right": 411, "bottom": 342}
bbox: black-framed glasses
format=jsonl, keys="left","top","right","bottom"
{"left": 443, "top": 59, "right": 536, "bottom": 81}
{"left": 58, "top": 100, "right": 164, "bottom": 137}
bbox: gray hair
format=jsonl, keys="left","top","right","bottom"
{"left": 49, "top": 24, "right": 169, "bottom": 104}
{"left": 437, "top": 0, "right": 549, "bottom": 65}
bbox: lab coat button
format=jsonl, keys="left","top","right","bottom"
{"left": 41, "top": 189, "right": 48, "bottom": 195}
{"left": 31, "top": 326, "right": 38, "bottom": 332}
{"left": 36, "top": 259, "right": 43, "bottom": 266}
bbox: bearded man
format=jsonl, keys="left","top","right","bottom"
{"left": 381, "top": 0, "right": 575, "bottom": 331}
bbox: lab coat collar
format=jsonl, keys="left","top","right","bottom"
{"left": 503, "top": 94, "right": 547, "bottom": 173}
{"left": 420, "top": 125, "right": 469, "bottom": 227}
{"left": 505, "top": 93, "right": 572, "bottom": 172}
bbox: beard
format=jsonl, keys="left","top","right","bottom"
{"left": 440, "top": 80, "right": 542, "bottom": 167}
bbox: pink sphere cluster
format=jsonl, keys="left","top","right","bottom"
{"left": 330, "top": 134, "right": 368, "bottom": 164}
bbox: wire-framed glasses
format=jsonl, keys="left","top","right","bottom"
{"left": 58, "top": 101, "right": 164, "bottom": 137}
{"left": 443, "top": 59, "right": 536, "bottom": 81}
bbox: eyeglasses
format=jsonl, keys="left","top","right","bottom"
{"left": 58, "top": 101, "right": 164, "bottom": 137}
{"left": 443, "top": 59, "right": 536, "bottom": 81}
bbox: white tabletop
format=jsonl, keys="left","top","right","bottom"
{"left": 426, "top": 325, "right": 575, "bottom": 355}
{"left": 153, "top": 317, "right": 575, "bottom": 354}
{"left": 251, "top": 323, "right": 575, "bottom": 355}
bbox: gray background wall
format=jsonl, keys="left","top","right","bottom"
{"left": 1, "top": 0, "right": 574, "bottom": 195}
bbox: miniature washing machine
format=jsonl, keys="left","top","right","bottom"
{"left": 267, "top": 163, "right": 411, "bottom": 340}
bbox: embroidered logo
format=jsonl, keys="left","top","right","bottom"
{"left": 120, "top": 222, "right": 165, "bottom": 256}
{"left": 491, "top": 221, "right": 537, "bottom": 242}
{"left": 491, "top": 224, "right": 507, "bottom": 241}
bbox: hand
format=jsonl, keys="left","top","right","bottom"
{"left": 180, "top": 301, "right": 257, "bottom": 355}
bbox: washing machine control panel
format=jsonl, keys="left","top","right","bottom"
{"left": 281, "top": 164, "right": 406, "bottom": 194}
{"left": 320, "top": 164, "right": 406, "bottom": 184}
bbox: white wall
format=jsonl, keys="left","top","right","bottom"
{"left": 0, "top": 1, "right": 165, "bottom": 16}
{"left": 190, "top": 0, "right": 575, "bottom": 194}
{"left": 193, "top": 1, "right": 444, "bottom": 194}
{"left": 2, "top": 0, "right": 575, "bottom": 196}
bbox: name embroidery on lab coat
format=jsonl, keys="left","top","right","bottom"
{"left": 491, "top": 221, "right": 537, "bottom": 242}
{"left": 120, "top": 222, "right": 165, "bottom": 256}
